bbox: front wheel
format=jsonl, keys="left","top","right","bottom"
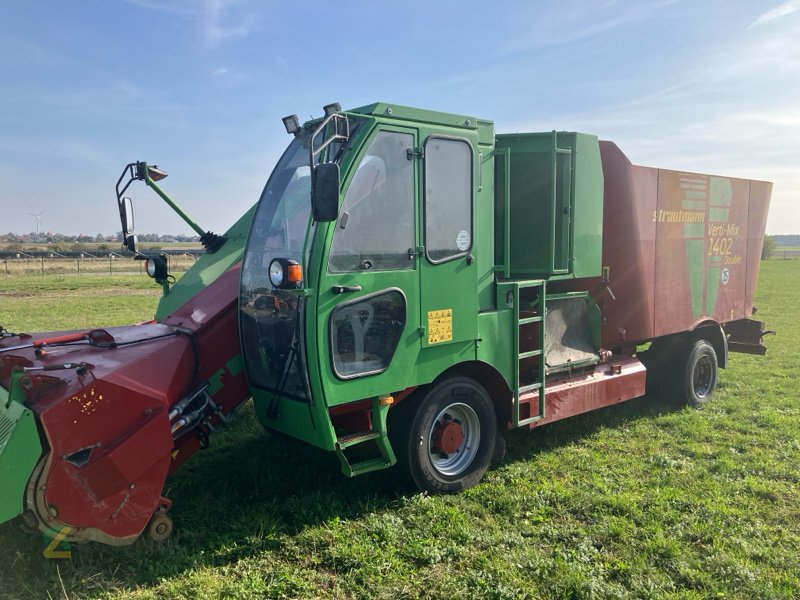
{"left": 392, "top": 377, "right": 497, "bottom": 493}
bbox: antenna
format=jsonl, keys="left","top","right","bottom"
{"left": 29, "top": 210, "right": 44, "bottom": 240}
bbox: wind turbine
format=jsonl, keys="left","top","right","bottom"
{"left": 29, "top": 210, "right": 44, "bottom": 241}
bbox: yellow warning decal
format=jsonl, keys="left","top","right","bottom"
{"left": 428, "top": 309, "right": 453, "bottom": 344}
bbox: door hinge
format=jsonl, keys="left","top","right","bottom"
{"left": 407, "top": 147, "right": 424, "bottom": 160}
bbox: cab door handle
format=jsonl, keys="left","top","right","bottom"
{"left": 332, "top": 285, "right": 362, "bottom": 294}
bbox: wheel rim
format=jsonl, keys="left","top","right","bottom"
{"left": 427, "top": 402, "right": 480, "bottom": 477}
{"left": 693, "top": 354, "right": 715, "bottom": 398}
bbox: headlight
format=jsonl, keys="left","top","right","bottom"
{"left": 145, "top": 255, "right": 168, "bottom": 280}
{"left": 268, "top": 258, "right": 303, "bottom": 289}
{"left": 268, "top": 260, "right": 284, "bottom": 287}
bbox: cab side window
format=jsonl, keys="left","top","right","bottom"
{"left": 328, "top": 131, "right": 415, "bottom": 272}
{"left": 424, "top": 137, "right": 473, "bottom": 263}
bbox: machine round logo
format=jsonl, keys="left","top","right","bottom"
{"left": 456, "top": 230, "right": 470, "bottom": 251}
{"left": 721, "top": 267, "right": 730, "bottom": 286}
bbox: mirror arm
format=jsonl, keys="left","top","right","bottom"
{"left": 143, "top": 175, "right": 206, "bottom": 238}
{"left": 143, "top": 172, "right": 227, "bottom": 253}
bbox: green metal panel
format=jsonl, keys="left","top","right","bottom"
{"left": 313, "top": 124, "right": 422, "bottom": 413}
{"left": 476, "top": 311, "right": 514, "bottom": 391}
{"left": 494, "top": 132, "right": 603, "bottom": 281}
{"left": 418, "top": 127, "right": 479, "bottom": 350}
{"left": 349, "top": 102, "right": 480, "bottom": 133}
{"left": 252, "top": 387, "right": 337, "bottom": 450}
{"left": 0, "top": 385, "right": 42, "bottom": 524}
{"left": 155, "top": 204, "right": 256, "bottom": 320}
{"left": 475, "top": 136, "right": 496, "bottom": 311}
{"left": 571, "top": 133, "right": 604, "bottom": 279}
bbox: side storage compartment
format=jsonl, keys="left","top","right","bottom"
{"left": 494, "top": 131, "right": 603, "bottom": 281}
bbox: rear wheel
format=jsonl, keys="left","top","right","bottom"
{"left": 679, "top": 339, "right": 718, "bottom": 405}
{"left": 391, "top": 377, "right": 496, "bottom": 493}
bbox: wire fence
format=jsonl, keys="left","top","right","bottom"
{"left": 775, "top": 249, "right": 800, "bottom": 259}
{"left": 1, "top": 254, "right": 199, "bottom": 277}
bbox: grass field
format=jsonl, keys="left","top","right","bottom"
{"left": 0, "top": 261, "right": 798, "bottom": 599}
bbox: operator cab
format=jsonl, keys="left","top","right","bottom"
{"left": 239, "top": 103, "right": 485, "bottom": 460}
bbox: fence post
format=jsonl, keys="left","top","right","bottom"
{"left": 109, "top": 254, "right": 113, "bottom": 275}
{"left": 41, "top": 256, "right": 45, "bottom": 276}
{"left": 77, "top": 256, "right": 80, "bottom": 274}
{"left": 4, "top": 258, "right": 7, "bottom": 277}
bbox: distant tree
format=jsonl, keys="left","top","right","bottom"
{"left": 772, "top": 234, "right": 800, "bottom": 247}
{"left": 761, "top": 235, "right": 777, "bottom": 260}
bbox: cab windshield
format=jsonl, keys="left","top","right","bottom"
{"left": 239, "top": 117, "right": 365, "bottom": 400}
{"left": 240, "top": 130, "right": 315, "bottom": 399}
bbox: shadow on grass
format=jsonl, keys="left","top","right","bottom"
{"left": 0, "top": 389, "right": 686, "bottom": 598}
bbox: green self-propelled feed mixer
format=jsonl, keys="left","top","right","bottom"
{"left": 0, "top": 101, "right": 772, "bottom": 546}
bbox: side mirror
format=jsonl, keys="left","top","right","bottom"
{"left": 119, "top": 196, "right": 134, "bottom": 233}
{"left": 312, "top": 163, "right": 340, "bottom": 222}
{"left": 118, "top": 197, "right": 138, "bottom": 253}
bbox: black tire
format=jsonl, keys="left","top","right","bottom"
{"left": 390, "top": 376, "right": 497, "bottom": 493}
{"left": 679, "top": 339, "right": 718, "bottom": 406}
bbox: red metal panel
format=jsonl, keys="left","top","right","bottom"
{"left": 0, "top": 266, "right": 251, "bottom": 544}
{"left": 745, "top": 180, "right": 772, "bottom": 313}
{"left": 598, "top": 142, "right": 658, "bottom": 346}
{"left": 653, "top": 171, "right": 752, "bottom": 336}
{"left": 597, "top": 141, "right": 771, "bottom": 346}
{"left": 522, "top": 356, "right": 646, "bottom": 428}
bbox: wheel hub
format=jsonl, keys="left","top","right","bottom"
{"left": 427, "top": 402, "right": 481, "bottom": 477}
{"left": 432, "top": 420, "right": 464, "bottom": 455}
{"left": 694, "top": 355, "right": 713, "bottom": 397}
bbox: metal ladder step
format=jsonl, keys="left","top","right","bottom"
{"left": 519, "top": 383, "right": 542, "bottom": 394}
{"left": 337, "top": 430, "right": 381, "bottom": 448}
{"left": 519, "top": 316, "right": 542, "bottom": 325}
{"left": 334, "top": 396, "right": 397, "bottom": 477}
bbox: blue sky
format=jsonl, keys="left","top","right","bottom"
{"left": 1, "top": 0, "right": 798, "bottom": 236}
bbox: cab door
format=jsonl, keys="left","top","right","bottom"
{"left": 316, "top": 127, "right": 421, "bottom": 404}
{"left": 417, "top": 132, "right": 478, "bottom": 352}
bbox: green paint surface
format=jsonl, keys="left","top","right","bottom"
{"left": 154, "top": 205, "right": 256, "bottom": 321}
{"left": 709, "top": 207, "right": 730, "bottom": 222}
{"left": 682, "top": 200, "right": 706, "bottom": 210}
{"left": 684, "top": 238, "right": 705, "bottom": 319}
{"left": 710, "top": 176, "right": 733, "bottom": 206}
{"left": 0, "top": 409, "right": 42, "bottom": 524}
{"left": 684, "top": 223, "right": 705, "bottom": 238}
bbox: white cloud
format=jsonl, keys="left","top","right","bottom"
{"left": 747, "top": 0, "right": 800, "bottom": 29}
{"left": 501, "top": 0, "right": 678, "bottom": 53}
{"left": 203, "top": 0, "right": 258, "bottom": 47}
{"left": 498, "top": 11, "right": 800, "bottom": 233}
{"left": 125, "top": 0, "right": 258, "bottom": 48}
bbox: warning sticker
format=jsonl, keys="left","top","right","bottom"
{"left": 428, "top": 309, "right": 453, "bottom": 344}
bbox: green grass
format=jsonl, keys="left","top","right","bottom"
{"left": 0, "top": 274, "right": 161, "bottom": 331}
{"left": 0, "top": 261, "right": 798, "bottom": 599}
